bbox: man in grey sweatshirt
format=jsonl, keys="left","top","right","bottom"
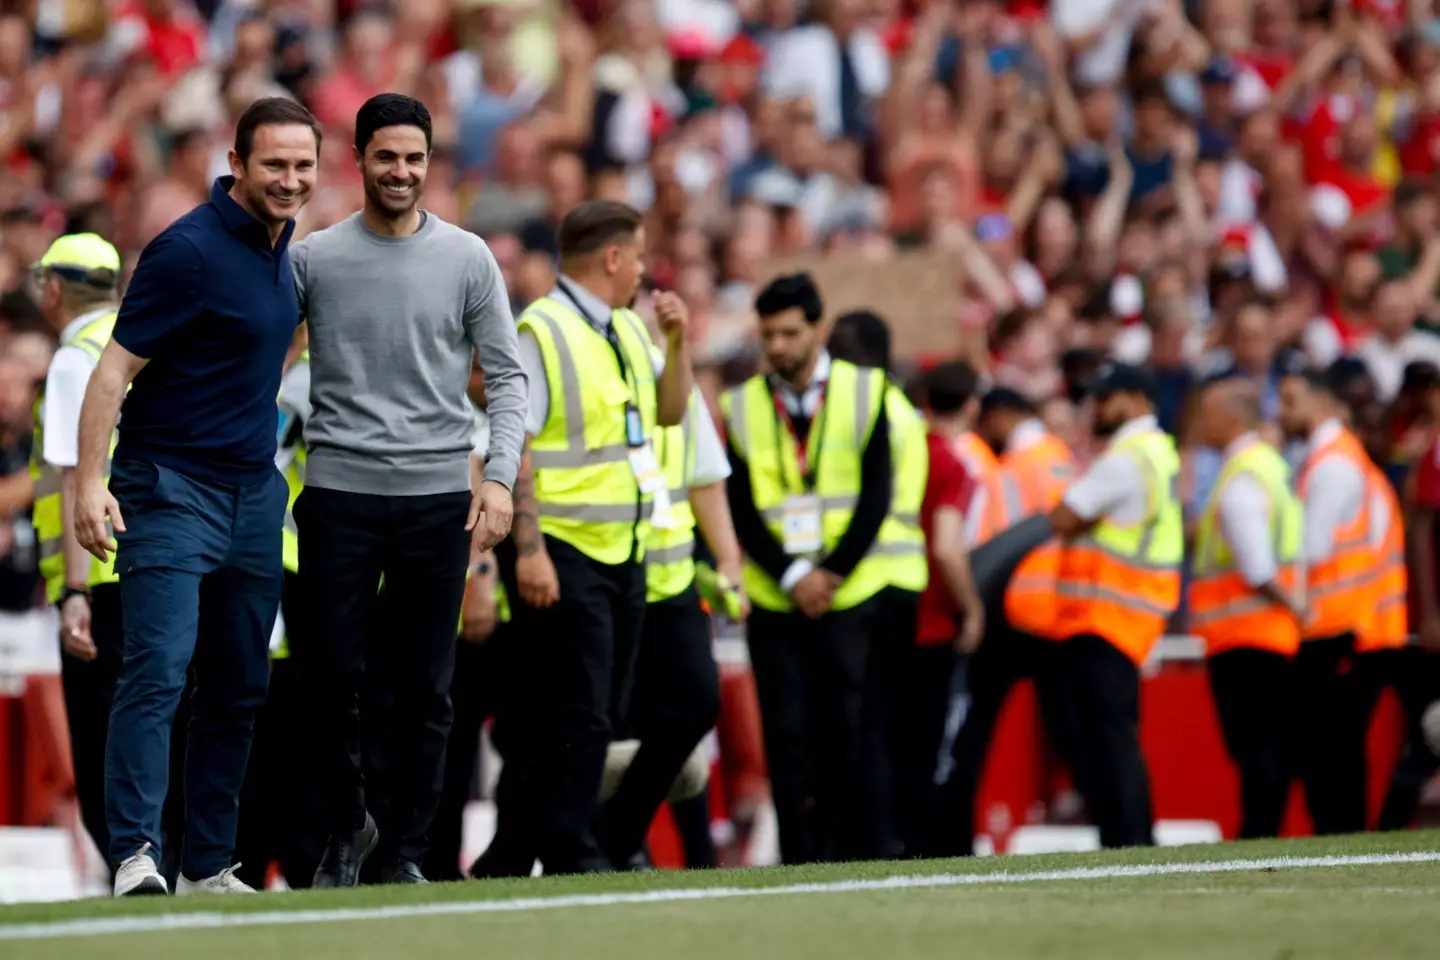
{"left": 290, "top": 94, "right": 527, "bottom": 888}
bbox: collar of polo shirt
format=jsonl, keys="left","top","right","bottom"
{"left": 211, "top": 176, "right": 296, "bottom": 247}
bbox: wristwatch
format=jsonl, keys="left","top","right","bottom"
{"left": 58, "top": 585, "right": 90, "bottom": 607}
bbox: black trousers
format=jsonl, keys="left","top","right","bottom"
{"left": 1067, "top": 634, "right": 1154, "bottom": 848}
{"left": 60, "top": 583, "right": 187, "bottom": 882}
{"left": 1293, "top": 634, "right": 1373, "bottom": 835}
{"left": 1378, "top": 646, "right": 1440, "bottom": 830}
{"left": 423, "top": 622, "right": 514, "bottom": 881}
{"left": 601, "top": 585, "right": 721, "bottom": 866}
{"left": 233, "top": 571, "right": 325, "bottom": 889}
{"left": 1208, "top": 648, "right": 1293, "bottom": 839}
{"left": 482, "top": 534, "right": 646, "bottom": 875}
{"left": 868, "top": 587, "right": 950, "bottom": 858}
{"left": 747, "top": 599, "right": 888, "bottom": 864}
{"left": 930, "top": 626, "right": 1087, "bottom": 857}
{"left": 294, "top": 486, "right": 471, "bottom": 865}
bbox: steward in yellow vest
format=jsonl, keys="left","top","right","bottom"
{"left": 28, "top": 233, "right": 133, "bottom": 874}
{"left": 478, "top": 200, "right": 696, "bottom": 879}
{"left": 1189, "top": 375, "right": 1303, "bottom": 841}
{"left": 1048, "top": 363, "right": 1182, "bottom": 850}
{"left": 600, "top": 369, "right": 745, "bottom": 868}
{"left": 720, "top": 273, "right": 894, "bottom": 864}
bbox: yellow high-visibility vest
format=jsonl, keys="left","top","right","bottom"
{"left": 720, "top": 359, "right": 889, "bottom": 613}
{"left": 519, "top": 295, "right": 659, "bottom": 565}
{"left": 645, "top": 384, "right": 701, "bottom": 602}
{"left": 31, "top": 308, "right": 119, "bottom": 603}
{"left": 874, "top": 382, "right": 929, "bottom": 593}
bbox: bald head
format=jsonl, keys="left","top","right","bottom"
{"left": 1198, "top": 375, "right": 1261, "bottom": 448}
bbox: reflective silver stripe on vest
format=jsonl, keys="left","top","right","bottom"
{"left": 645, "top": 540, "right": 696, "bottom": 565}
{"left": 77, "top": 336, "right": 108, "bottom": 357}
{"left": 999, "top": 471, "right": 1023, "bottom": 522}
{"left": 284, "top": 511, "right": 298, "bottom": 537}
{"left": 855, "top": 368, "right": 874, "bottom": 449}
{"left": 33, "top": 467, "right": 61, "bottom": 499}
{"left": 1054, "top": 582, "right": 1174, "bottom": 617}
{"left": 868, "top": 541, "right": 925, "bottom": 558}
{"left": 893, "top": 512, "right": 920, "bottom": 527}
{"left": 538, "top": 502, "right": 643, "bottom": 523}
{"left": 526, "top": 308, "right": 632, "bottom": 469}
{"left": 726, "top": 385, "right": 750, "bottom": 455}
{"left": 39, "top": 538, "right": 62, "bottom": 560}
{"left": 669, "top": 487, "right": 689, "bottom": 506}
{"left": 760, "top": 495, "right": 858, "bottom": 523}
{"left": 1069, "top": 534, "right": 1177, "bottom": 572}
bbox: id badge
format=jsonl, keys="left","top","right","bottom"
{"left": 628, "top": 441, "right": 666, "bottom": 495}
{"left": 624, "top": 405, "right": 645, "bottom": 448}
{"left": 780, "top": 493, "right": 823, "bottom": 556}
{"left": 650, "top": 484, "right": 676, "bottom": 529}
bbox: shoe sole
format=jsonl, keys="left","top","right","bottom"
{"left": 353, "top": 827, "right": 380, "bottom": 883}
{"left": 119, "top": 876, "right": 168, "bottom": 897}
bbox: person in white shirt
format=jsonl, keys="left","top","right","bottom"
{"left": 1357, "top": 280, "right": 1440, "bottom": 402}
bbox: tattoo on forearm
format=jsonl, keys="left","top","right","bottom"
{"left": 512, "top": 452, "right": 542, "bottom": 557}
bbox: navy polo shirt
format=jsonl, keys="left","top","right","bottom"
{"left": 113, "top": 177, "right": 299, "bottom": 485}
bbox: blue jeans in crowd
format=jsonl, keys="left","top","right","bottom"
{"left": 103, "top": 458, "right": 286, "bottom": 879}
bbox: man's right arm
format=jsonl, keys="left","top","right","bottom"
{"left": 76, "top": 343, "right": 147, "bottom": 486}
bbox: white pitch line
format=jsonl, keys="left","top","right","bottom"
{"left": 1, "top": 851, "right": 1437, "bottom": 943}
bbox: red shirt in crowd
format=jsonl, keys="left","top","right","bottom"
{"left": 1410, "top": 438, "right": 1440, "bottom": 621}
{"left": 917, "top": 431, "right": 978, "bottom": 646}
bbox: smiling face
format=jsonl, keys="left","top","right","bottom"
{"left": 356, "top": 124, "right": 429, "bottom": 220}
{"left": 229, "top": 122, "right": 319, "bottom": 227}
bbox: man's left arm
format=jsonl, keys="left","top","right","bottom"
{"left": 688, "top": 395, "right": 746, "bottom": 613}
{"left": 463, "top": 239, "right": 527, "bottom": 492}
{"left": 819, "top": 409, "right": 892, "bottom": 578}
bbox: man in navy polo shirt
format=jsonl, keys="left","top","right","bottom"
{"left": 72, "top": 97, "right": 320, "bottom": 898}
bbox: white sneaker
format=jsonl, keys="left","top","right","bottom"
{"left": 114, "top": 843, "right": 168, "bottom": 897}
{"left": 176, "top": 864, "right": 256, "bottom": 895}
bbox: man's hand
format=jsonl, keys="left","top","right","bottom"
{"left": 517, "top": 550, "right": 560, "bottom": 608}
{"left": 718, "top": 558, "right": 751, "bottom": 621}
{"left": 461, "top": 574, "right": 499, "bottom": 644}
{"left": 467, "top": 479, "right": 513, "bottom": 552}
{"left": 956, "top": 607, "right": 984, "bottom": 656}
{"left": 60, "top": 595, "right": 97, "bottom": 662}
{"left": 791, "top": 569, "right": 838, "bottom": 620}
{"left": 652, "top": 291, "right": 690, "bottom": 342}
{"left": 74, "top": 478, "right": 124, "bottom": 563}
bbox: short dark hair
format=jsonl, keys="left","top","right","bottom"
{"left": 755, "top": 273, "right": 822, "bottom": 325}
{"left": 927, "top": 361, "right": 979, "bottom": 415}
{"left": 979, "top": 387, "right": 1036, "bottom": 418}
{"left": 828, "top": 309, "right": 891, "bottom": 370}
{"left": 355, "top": 93, "right": 433, "bottom": 154}
{"left": 556, "top": 200, "right": 643, "bottom": 260}
{"left": 234, "top": 97, "right": 321, "bottom": 164}
{"left": 1284, "top": 367, "right": 1335, "bottom": 397}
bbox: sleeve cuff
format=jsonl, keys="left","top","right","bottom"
{"left": 482, "top": 455, "right": 517, "bottom": 492}
{"left": 779, "top": 559, "right": 814, "bottom": 594}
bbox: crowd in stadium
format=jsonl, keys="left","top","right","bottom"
{"left": 3, "top": 0, "right": 1440, "bottom": 888}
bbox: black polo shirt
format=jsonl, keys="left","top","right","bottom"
{"left": 113, "top": 177, "right": 299, "bottom": 485}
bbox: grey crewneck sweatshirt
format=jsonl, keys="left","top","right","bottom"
{"left": 291, "top": 211, "right": 527, "bottom": 495}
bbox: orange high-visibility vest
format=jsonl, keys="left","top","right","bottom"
{"left": 1187, "top": 439, "right": 1302, "bottom": 658}
{"left": 1357, "top": 465, "right": 1407, "bottom": 653}
{"left": 1297, "top": 429, "right": 1376, "bottom": 641}
{"left": 953, "top": 431, "right": 1020, "bottom": 545}
{"left": 1001, "top": 431, "right": 1076, "bottom": 639}
{"left": 1053, "top": 427, "right": 1184, "bottom": 666}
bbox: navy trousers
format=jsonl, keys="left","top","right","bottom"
{"left": 104, "top": 459, "right": 286, "bottom": 879}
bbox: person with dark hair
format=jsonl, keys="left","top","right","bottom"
{"left": 719, "top": 272, "right": 896, "bottom": 863}
{"left": 1189, "top": 374, "right": 1303, "bottom": 839}
{"left": 827, "top": 309, "right": 935, "bottom": 857}
{"left": 477, "top": 197, "right": 694, "bottom": 877}
{"left": 70, "top": 97, "right": 320, "bottom": 897}
{"left": 932, "top": 385, "right": 1084, "bottom": 858}
{"left": 1277, "top": 368, "right": 1385, "bottom": 835}
{"left": 289, "top": 93, "right": 528, "bottom": 887}
{"left": 1044, "top": 364, "right": 1183, "bottom": 848}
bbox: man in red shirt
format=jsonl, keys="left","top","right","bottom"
{"left": 888, "top": 361, "right": 983, "bottom": 857}
{"left": 1389, "top": 405, "right": 1440, "bottom": 828}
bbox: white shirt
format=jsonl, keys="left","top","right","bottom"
{"left": 516, "top": 278, "right": 729, "bottom": 485}
{"left": 1062, "top": 414, "right": 1159, "bottom": 527}
{"left": 1300, "top": 418, "right": 1369, "bottom": 563}
{"left": 41, "top": 308, "right": 116, "bottom": 469}
{"left": 1357, "top": 331, "right": 1440, "bottom": 402}
{"left": 472, "top": 403, "right": 491, "bottom": 457}
{"left": 1052, "top": 0, "right": 1157, "bottom": 87}
{"left": 762, "top": 25, "right": 890, "bottom": 142}
{"left": 1006, "top": 418, "right": 1048, "bottom": 455}
{"left": 1213, "top": 433, "right": 1277, "bottom": 588}
{"left": 275, "top": 357, "right": 312, "bottom": 473}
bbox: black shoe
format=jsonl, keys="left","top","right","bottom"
{"left": 313, "top": 812, "right": 379, "bottom": 888}
{"left": 380, "top": 857, "right": 428, "bottom": 885}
